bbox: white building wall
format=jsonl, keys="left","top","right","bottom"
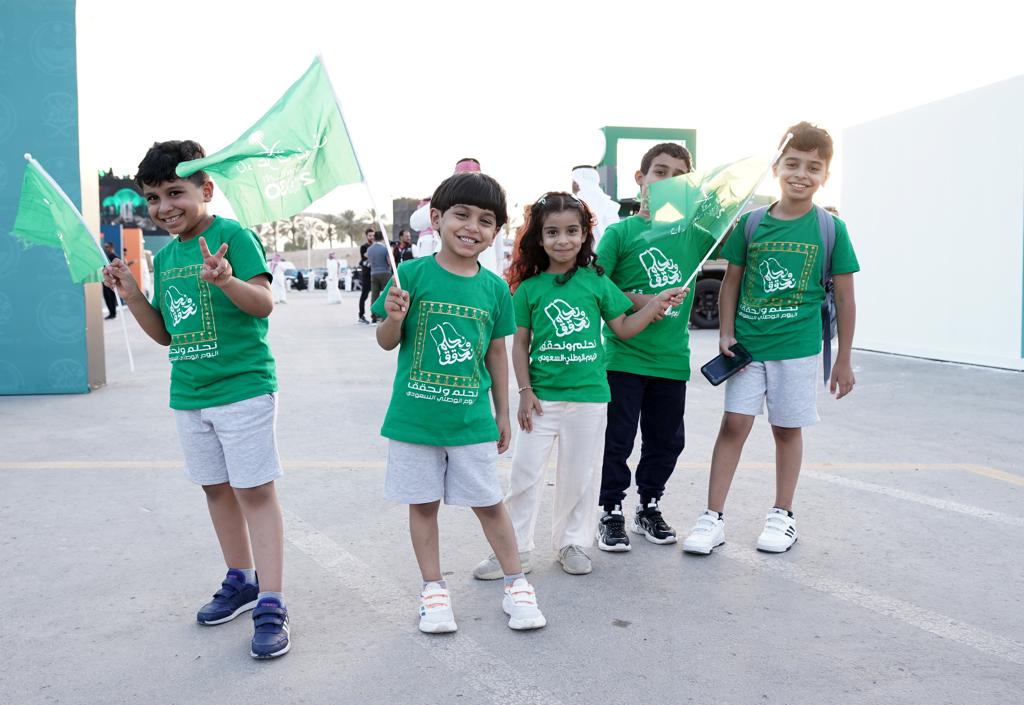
{"left": 842, "top": 76, "right": 1024, "bottom": 370}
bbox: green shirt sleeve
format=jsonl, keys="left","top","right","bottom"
{"left": 226, "top": 226, "right": 271, "bottom": 283}
{"left": 721, "top": 213, "right": 750, "bottom": 266}
{"left": 595, "top": 221, "right": 623, "bottom": 277}
{"left": 492, "top": 282, "right": 515, "bottom": 338}
{"left": 512, "top": 283, "right": 532, "bottom": 329}
{"left": 599, "top": 273, "right": 633, "bottom": 321}
{"left": 830, "top": 217, "right": 860, "bottom": 275}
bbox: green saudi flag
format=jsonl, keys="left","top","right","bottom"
{"left": 176, "top": 57, "right": 363, "bottom": 227}
{"left": 645, "top": 155, "right": 765, "bottom": 246}
{"left": 11, "top": 155, "right": 107, "bottom": 284}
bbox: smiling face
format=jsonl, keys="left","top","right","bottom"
{"left": 540, "top": 210, "right": 585, "bottom": 273}
{"left": 773, "top": 147, "right": 829, "bottom": 206}
{"left": 431, "top": 203, "right": 497, "bottom": 264}
{"left": 143, "top": 178, "right": 213, "bottom": 240}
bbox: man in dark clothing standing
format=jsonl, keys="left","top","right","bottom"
{"left": 357, "top": 228, "right": 374, "bottom": 324}
{"left": 366, "top": 231, "right": 392, "bottom": 323}
{"left": 393, "top": 228, "right": 415, "bottom": 265}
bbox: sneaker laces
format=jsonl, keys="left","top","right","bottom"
{"left": 560, "top": 544, "right": 589, "bottom": 561}
{"left": 601, "top": 512, "right": 627, "bottom": 537}
{"left": 641, "top": 505, "right": 671, "bottom": 533}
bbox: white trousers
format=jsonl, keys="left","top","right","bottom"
{"left": 506, "top": 400, "right": 607, "bottom": 552}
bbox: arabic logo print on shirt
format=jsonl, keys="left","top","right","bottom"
{"left": 165, "top": 285, "right": 198, "bottom": 326}
{"left": 544, "top": 298, "right": 590, "bottom": 337}
{"left": 430, "top": 321, "right": 474, "bottom": 366}
{"left": 639, "top": 247, "right": 682, "bottom": 288}
{"left": 758, "top": 257, "right": 796, "bottom": 294}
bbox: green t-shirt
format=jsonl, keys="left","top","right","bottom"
{"left": 721, "top": 208, "right": 860, "bottom": 361}
{"left": 151, "top": 217, "right": 277, "bottom": 410}
{"left": 371, "top": 256, "right": 516, "bottom": 446}
{"left": 596, "top": 215, "right": 716, "bottom": 380}
{"left": 513, "top": 268, "right": 632, "bottom": 403}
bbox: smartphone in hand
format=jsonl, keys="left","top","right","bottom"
{"left": 700, "top": 343, "right": 753, "bottom": 386}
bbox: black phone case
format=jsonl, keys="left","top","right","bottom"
{"left": 700, "top": 343, "right": 753, "bottom": 386}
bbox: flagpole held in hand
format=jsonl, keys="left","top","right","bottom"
{"left": 22, "top": 154, "right": 135, "bottom": 372}
{"left": 315, "top": 55, "right": 403, "bottom": 290}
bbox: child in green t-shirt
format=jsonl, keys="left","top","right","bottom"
{"left": 594, "top": 142, "right": 705, "bottom": 552}
{"left": 373, "top": 172, "right": 546, "bottom": 634}
{"left": 102, "top": 140, "right": 289, "bottom": 659}
{"left": 682, "top": 122, "right": 860, "bottom": 556}
{"left": 471, "top": 192, "right": 686, "bottom": 578}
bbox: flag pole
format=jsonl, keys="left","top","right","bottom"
{"left": 316, "top": 55, "right": 402, "bottom": 289}
{"left": 24, "top": 154, "right": 135, "bottom": 372}
{"left": 677, "top": 133, "right": 794, "bottom": 292}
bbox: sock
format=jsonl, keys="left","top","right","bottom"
{"left": 503, "top": 572, "right": 526, "bottom": 586}
{"left": 708, "top": 509, "right": 724, "bottom": 520}
{"left": 230, "top": 567, "right": 257, "bottom": 586}
{"left": 422, "top": 579, "right": 447, "bottom": 591}
{"left": 773, "top": 507, "right": 794, "bottom": 517}
{"left": 602, "top": 503, "right": 621, "bottom": 514}
{"left": 257, "top": 591, "right": 284, "bottom": 606}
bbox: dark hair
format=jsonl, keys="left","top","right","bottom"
{"left": 398, "top": 228, "right": 412, "bottom": 237}
{"left": 134, "top": 140, "right": 207, "bottom": 188}
{"left": 430, "top": 172, "right": 508, "bottom": 229}
{"left": 507, "top": 191, "right": 602, "bottom": 293}
{"left": 639, "top": 142, "right": 692, "bottom": 175}
{"left": 373, "top": 231, "right": 384, "bottom": 241}
{"left": 364, "top": 228, "right": 375, "bottom": 236}
{"left": 780, "top": 121, "right": 833, "bottom": 167}
{"left": 455, "top": 157, "right": 480, "bottom": 167}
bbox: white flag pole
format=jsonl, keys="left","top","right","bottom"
{"left": 316, "top": 55, "right": 402, "bottom": 290}
{"left": 25, "top": 154, "right": 135, "bottom": 372}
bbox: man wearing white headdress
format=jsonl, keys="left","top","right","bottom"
{"left": 571, "top": 165, "right": 621, "bottom": 243}
{"left": 270, "top": 254, "right": 288, "bottom": 304}
{"left": 325, "top": 251, "right": 342, "bottom": 304}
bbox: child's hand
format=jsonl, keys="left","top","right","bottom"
{"left": 516, "top": 389, "right": 544, "bottom": 432}
{"left": 103, "top": 259, "right": 140, "bottom": 299}
{"left": 647, "top": 287, "right": 689, "bottom": 320}
{"left": 199, "top": 237, "right": 232, "bottom": 286}
{"left": 383, "top": 286, "right": 410, "bottom": 322}
{"left": 830, "top": 359, "right": 856, "bottom": 400}
{"left": 496, "top": 414, "right": 511, "bottom": 454}
{"left": 719, "top": 335, "right": 737, "bottom": 356}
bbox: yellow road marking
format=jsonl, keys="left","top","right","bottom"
{"left": 0, "top": 459, "right": 1021, "bottom": 487}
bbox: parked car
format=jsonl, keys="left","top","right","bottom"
{"left": 313, "top": 267, "right": 328, "bottom": 289}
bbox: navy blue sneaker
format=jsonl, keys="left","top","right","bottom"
{"left": 250, "top": 597, "right": 290, "bottom": 659}
{"left": 196, "top": 569, "right": 259, "bottom": 625}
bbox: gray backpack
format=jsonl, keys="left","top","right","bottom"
{"left": 743, "top": 205, "right": 836, "bottom": 385}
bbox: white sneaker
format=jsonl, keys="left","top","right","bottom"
{"left": 756, "top": 508, "right": 797, "bottom": 553}
{"left": 418, "top": 582, "right": 457, "bottom": 633}
{"left": 502, "top": 578, "right": 546, "bottom": 630}
{"left": 682, "top": 510, "right": 726, "bottom": 554}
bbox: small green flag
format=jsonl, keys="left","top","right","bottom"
{"left": 11, "top": 155, "right": 107, "bottom": 284}
{"left": 176, "top": 57, "right": 364, "bottom": 227}
{"left": 646, "top": 156, "right": 765, "bottom": 246}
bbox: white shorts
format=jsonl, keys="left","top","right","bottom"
{"left": 724, "top": 355, "right": 820, "bottom": 428}
{"left": 385, "top": 439, "right": 503, "bottom": 507}
{"left": 173, "top": 393, "right": 283, "bottom": 489}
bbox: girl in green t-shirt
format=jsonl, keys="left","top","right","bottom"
{"left": 473, "top": 192, "right": 686, "bottom": 578}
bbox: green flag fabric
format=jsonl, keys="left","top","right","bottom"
{"left": 646, "top": 156, "right": 765, "bottom": 246}
{"left": 11, "top": 156, "right": 107, "bottom": 284}
{"left": 176, "top": 57, "right": 363, "bottom": 227}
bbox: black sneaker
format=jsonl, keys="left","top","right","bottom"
{"left": 597, "top": 507, "right": 631, "bottom": 552}
{"left": 358, "top": 315, "right": 370, "bottom": 325}
{"left": 196, "top": 569, "right": 259, "bottom": 625}
{"left": 632, "top": 500, "right": 678, "bottom": 544}
{"left": 250, "top": 597, "right": 290, "bottom": 659}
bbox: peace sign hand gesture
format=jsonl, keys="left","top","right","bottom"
{"left": 199, "top": 236, "right": 232, "bottom": 287}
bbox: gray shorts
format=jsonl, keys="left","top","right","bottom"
{"left": 173, "top": 393, "right": 283, "bottom": 489}
{"left": 724, "top": 355, "right": 820, "bottom": 428}
{"left": 385, "top": 439, "right": 503, "bottom": 507}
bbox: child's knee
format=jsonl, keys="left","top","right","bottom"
{"left": 770, "top": 425, "right": 801, "bottom": 443}
{"left": 233, "top": 481, "right": 277, "bottom": 505}
{"left": 720, "top": 412, "right": 754, "bottom": 438}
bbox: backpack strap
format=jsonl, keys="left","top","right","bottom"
{"left": 815, "top": 205, "right": 837, "bottom": 384}
{"left": 743, "top": 205, "right": 771, "bottom": 246}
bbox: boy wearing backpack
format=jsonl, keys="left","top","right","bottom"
{"left": 682, "top": 122, "right": 859, "bottom": 555}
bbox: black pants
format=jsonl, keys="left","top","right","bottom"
{"left": 102, "top": 284, "right": 118, "bottom": 318}
{"left": 357, "top": 269, "right": 371, "bottom": 316}
{"left": 599, "top": 370, "right": 687, "bottom": 508}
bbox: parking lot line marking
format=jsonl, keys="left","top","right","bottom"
{"left": 719, "top": 544, "right": 1024, "bottom": 666}
{"left": 284, "top": 510, "right": 567, "bottom": 705}
{"left": 804, "top": 470, "right": 1024, "bottom": 527}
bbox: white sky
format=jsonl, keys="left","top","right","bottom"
{"left": 77, "top": 0, "right": 1024, "bottom": 227}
